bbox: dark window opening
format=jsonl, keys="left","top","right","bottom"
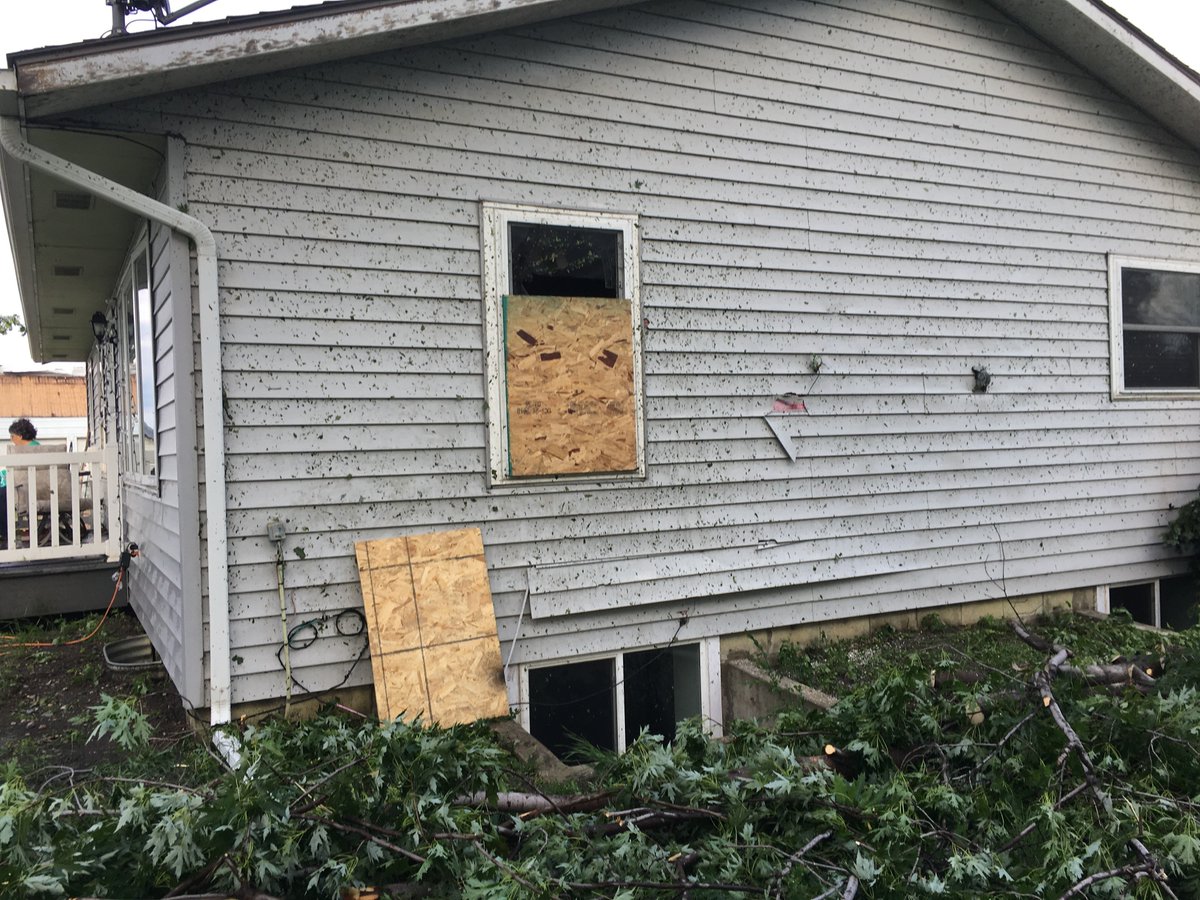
{"left": 1123, "top": 331, "right": 1199, "bottom": 389}
{"left": 624, "top": 644, "right": 702, "bottom": 745}
{"left": 1120, "top": 266, "right": 1200, "bottom": 389}
{"left": 1160, "top": 575, "right": 1198, "bottom": 631}
{"left": 1110, "top": 577, "right": 1198, "bottom": 630}
{"left": 1110, "top": 582, "right": 1155, "bottom": 626}
{"left": 509, "top": 223, "right": 621, "bottom": 298}
{"left": 529, "top": 658, "right": 615, "bottom": 762}
{"left": 528, "top": 644, "right": 703, "bottom": 760}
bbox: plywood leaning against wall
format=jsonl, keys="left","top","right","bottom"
{"left": 355, "top": 527, "right": 509, "bottom": 725}
{"left": 504, "top": 294, "right": 637, "bottom": 476}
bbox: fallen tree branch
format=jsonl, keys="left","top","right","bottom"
{"left": 1027, "top": 638, "right": 1178, "bottom": 899}
{"left": 1011, "top": 622, "right": 1156, "bottom": 689}
{"left": 565, "top": 878, "right": 764, "bottom": 894}
{"left": 1056, "top": 862, "right": 1157, "bottom": 899}
{"left": 454, "top": 790, "right": 613, "bottom": 815}
{"left": 772, "top": 830, "right": 832, "bottom": 900}
{"left": 295, "top": 813, "right": 425, "bottom": 865}
{"left": 999, "top": 781, "right": 1090, "bottom": 852}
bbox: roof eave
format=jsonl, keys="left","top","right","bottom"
{"left": 989, "top": 0, "right": 1200, "bottom": 151}
{"left": 0, "top": 77, "right": 44, "bottom": 362}
{"left": 13, "top": 0, "right": 642, "bottom": 119}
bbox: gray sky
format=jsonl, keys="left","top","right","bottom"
{"left": 1, "top": 0, "right": 1198, "bottom": 371}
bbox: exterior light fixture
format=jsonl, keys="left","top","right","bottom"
{"left": 90, "top": 311, "right": 108, "bottom": 341}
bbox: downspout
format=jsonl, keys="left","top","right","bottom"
{"left": 0, "top": 116, "right": 234, "bottom": 729}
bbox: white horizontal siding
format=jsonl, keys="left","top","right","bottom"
{"left": 77, "top": 0, "right": 1200, "bottom": 704}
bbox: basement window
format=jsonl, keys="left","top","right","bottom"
{"left": 1103, "top": 576, "right": 1197, "bottom": 630}
{"left": 481, "top": 202, "right": 644, "bottom": 485}
{"left": 517, "top": 640, "right": 719, "bottom": 762}
{"left": 1109, "top": 256, "right": 1200, "bottom": 396}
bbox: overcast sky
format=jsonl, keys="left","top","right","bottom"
{"left": 1, "top": 0, "right": 1198, "bottom": 371}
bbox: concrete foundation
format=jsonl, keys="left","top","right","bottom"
{"left": 720, "top": 589, "right": 1084, "bottom": 662}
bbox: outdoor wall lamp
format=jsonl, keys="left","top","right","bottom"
{"left": 90, "top": 311, "right": 108, "bottom": 341}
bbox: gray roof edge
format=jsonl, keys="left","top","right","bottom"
{"left": 13, "top": 0, "right": 640, "bottom": 119}
{"left": 9, "top": 0, "right": 1200, "bottom": 151}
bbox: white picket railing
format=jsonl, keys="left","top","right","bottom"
{"left": 0, "top": 445, "right": 121, "bottom": 564}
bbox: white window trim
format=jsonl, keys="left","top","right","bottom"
{"left": 1108, "top": 253, "right": 1200, "bottom": 400}
{"left": 1098, "top": 577, "right": 1192, "bottom": 629}
{"left": 114, "top": 234, "right": 159, "bottom": 491}
{"left": 481, "top": 201, "right": 645, "bottom": 487}
{"left": 513, "top": 637, "right": 723, "bottom": 753}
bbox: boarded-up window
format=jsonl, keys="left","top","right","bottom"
{"left": 483, "top": 205, "right": 643, "bottom": 483}
{"left": 503, "top": 296, "right": 636, "bottom": 476}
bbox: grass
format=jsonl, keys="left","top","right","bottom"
{"left": 771, "top": 608, "right": 1171, "bottom": 698}
{"left": 0, "top": 610, "right": 195, "bottom": 773}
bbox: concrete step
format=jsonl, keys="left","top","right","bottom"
{"left": 0, "top": 557, "right": 126, "bottom": 619}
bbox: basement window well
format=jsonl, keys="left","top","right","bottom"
{"left": 516, "top": 640, "right": 720, "bottom": 762}
{"left": 1101, "top": 576, "right": 1197, "bottom": 630}
{"left": 481, "top": 202, "right": 644, "bottom": 485}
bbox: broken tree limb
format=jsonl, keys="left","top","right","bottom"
{"left": 1011, "top": 620, "right": 1062, "bottom": 655}
{"left": 931, "top": 669, "right": 986, "bottom": 689}
{"left": 1027, "top": 644, "right": 1177, "bottom": 899}
{"left": 453, "top": 790, "right": 613, "bottom": 815}
{"left": 772, "top": 830, "right": 833, "bottom": 900}
{"left": 294, "top": 813, "right": 425, "bottom": 865}
{"left": 1011, "top": 622, "right": 1157, "bottom": 690}
{"left": 999, "top": 781, "right": 1090, "bottom": 853}
{"left": 565, "top": 879, "right": 763, "bottom": 894}
{"left": 1056, "top": 862, "right": 1157, "bottom": 900}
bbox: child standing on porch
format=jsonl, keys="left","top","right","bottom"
{"left": 0, "top": 418, "right": 39, "bottom": 548}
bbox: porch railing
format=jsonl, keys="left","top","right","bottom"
{"left": 0, "top": 445, "right": 121, "bottom": 564}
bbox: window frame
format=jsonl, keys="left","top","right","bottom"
{"left": 511, "top": 638, "right": 723, "bottom": 753}
{"left": 1097, "top": 576, "right": 1194, "bottom": 629}
{"left": 480, "top": 201, "right": 645, "bottom": 487}
{"left": 1108, "top": 254, "right": 1200, "bottom": 399}
{"left": 114, "top": 233, "right": 159, "bottom": 490}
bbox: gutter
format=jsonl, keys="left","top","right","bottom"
{"left": 0, "top": 116, "right": 234, "bottom": 729}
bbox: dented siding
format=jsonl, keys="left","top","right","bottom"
{"left": 70, "top": 0, "right": 1200, "bottom": 706}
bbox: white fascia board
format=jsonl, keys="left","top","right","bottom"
{"left": 991, "top": 0, "right": 1200, "bottom": 151}
{"left": 15, "top": 0, "right": 639, "bottom": 118}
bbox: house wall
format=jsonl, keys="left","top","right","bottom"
{"left": 103, "top": 149, "right": 204, "bottom": 709}
{"left": 71, "top": 0, "right": 1200, "bottom": 707}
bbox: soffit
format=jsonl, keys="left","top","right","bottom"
{"left": 4, "top": 127, "right": 165, "bottom": 363}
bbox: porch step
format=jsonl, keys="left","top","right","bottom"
{"left": 0, "top": 557, "right": 126, "bottom": 620}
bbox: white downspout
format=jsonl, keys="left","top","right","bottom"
{"left": 0, "top": 116, "right": 234, "bottom": 728}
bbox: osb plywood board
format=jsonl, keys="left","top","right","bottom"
{"left": 503, "top": 294, "right": 637, "bottom": 477}
{"left": 355, "top": 528, "right": 508, "bottom": 726}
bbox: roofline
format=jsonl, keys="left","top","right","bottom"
{"left": 7, "top": 0, "right": 407, "bottom": 66}
{"left": 7, "top": 0, "right": 1200, "bottom": 153}
{"left": 10, "top": 0, "right": 642, "bottom": 119}
{"left": 988, "top": 0, "right": 1200, "bottom": 150}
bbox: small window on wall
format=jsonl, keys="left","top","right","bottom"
{"left": 1109, "top": 256, "right": 1200, "bottom": 396}
{"left": 519, "top": 641, "right": 717, "bottom": 762}
{"left": 481, "top": 203, "right": 644, "bottom": 485}
{"left": 117, "top": 238, "right": 157, "bottom": 482}
{"left": 1104, "top": 576, "right": 1197, "bottom": 630}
